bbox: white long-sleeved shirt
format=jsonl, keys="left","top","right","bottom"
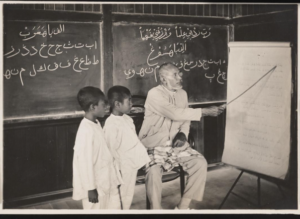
{"left": 72, "top": 118, "right": 123, "bottom": 201}
{"left": 138, "top": 85, "right": 202, "bottom": 149}
{"left": 103, "top": 114, "right": 151, "bottom": 171}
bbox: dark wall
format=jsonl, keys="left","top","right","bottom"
{"left": 6, "top": 3, "right": 295, "bottom": 18}
{"left": 3, "top": 113, "right": 145, "bottom": 208}
{"left": 112, "top": 4, "right": 230, "bottom": 17}
{"left": 4, "top": 119, "right": 79, "bottom": 205}
{"left": 3, "top": 4, "right": 231, "bottom": 208}
{"left": 190, "top": 103, "right": 226, "bottom": 164}
{"left": 232, "top": 4, "right": 295, "bottom": 18}
{"left": 4, "top": 3, "right": 230, "bottom": 17}
{"left": 4, "top": 3, "right": 102, "bottom": 12}
{"left": 3, "top": 108, "right": 226, "bottom": 208}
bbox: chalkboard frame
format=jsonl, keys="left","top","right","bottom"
{"left": 4, "top": 8, "right": 103, "bottom": 22}
{"left": 112, "top": 13, "right": 230, "bottom": 25}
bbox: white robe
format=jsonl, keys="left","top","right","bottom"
{"left": 104, "top": 114, "right": 150, "bottom": 209}
{"left": 138, "top": 85, "right": 203, "bottom": 149}
{"left": 72, "top": 118, "right": 123, "bottom": 202}
{"left": 104, "top": 114, "right": 150, "bottom": 171}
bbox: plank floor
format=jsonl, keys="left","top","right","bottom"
{"left": 18, "top": 165, "right": 297, "bottom": 210}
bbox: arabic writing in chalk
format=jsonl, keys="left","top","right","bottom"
{"left": 4, "top": 41, "right": 98, "bottom": 59}
{"left": 173, "top": 59, "right": 226, "bottom": 72}
{"left": 204, "top": 68, "right": 227, "bottom": 84}
{"left": 123, "top": 59, "right": 227, "bottom": 84}
{"left": 4, "top": 23, "right": 101, "bottom": 87}
{"left": 4, "top": 55, "right": 100, "bottom": 86}
{"left": 216, "top": 68, "right": 227, "bottom": 84}
{"left": 19, "top": 24, "right": 65, "bottom": 41}
{"left": 139, "top": 26, "right": 211, "bottom": 41}
{"left": 147, "top": 42, "right": 187, "bottom": 66}
{"left": 139, "top": 27, "right": 172, "bottom": 41}
{"left": 175, "top": 26, "right": 211, "bottom": 40}
{"left": 124, "top": 66, "right": 160, "bottom": 82}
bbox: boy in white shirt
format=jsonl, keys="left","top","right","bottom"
{"left": 104, "top": 86, "right": 151, "bottom": 209}
{"left": 72, "top": 86, "right": 123, "bottom": 209}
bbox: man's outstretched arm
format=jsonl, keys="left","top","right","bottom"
{"left": 146, "top": 90, "right": 225, "bottom": 122}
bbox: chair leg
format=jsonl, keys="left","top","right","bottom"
{"left": 180, "top": 166, "right": 185, "bottom": 196}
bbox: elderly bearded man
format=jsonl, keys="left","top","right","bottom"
{"left": 139, "top": 62, "right": 225, "bottom": 210}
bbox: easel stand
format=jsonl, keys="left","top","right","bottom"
{"left": 219, "top": 169, "right": 286, "bottom": 209}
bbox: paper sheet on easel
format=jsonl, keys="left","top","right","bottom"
{"left": 222, "top": 42, "right": 291, "bottom": 179}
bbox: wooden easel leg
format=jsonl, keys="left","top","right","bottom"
{"left": 257, "top": 176, "right": 261, "bottom": 208}
{"left": 219, "top": 170, "right": 244, "bottom": 209}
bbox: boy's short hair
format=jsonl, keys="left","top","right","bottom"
{"left": 77, "top": 86, "right": 105, "bottom": 112}
{"left": 107, "top": 86, "right": 131, "bottom": 110}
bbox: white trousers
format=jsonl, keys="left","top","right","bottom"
{"left": 82, "top": 195, "right": 110, "bottom": 209}
{"left": 108, "top": 169, "right": 138, "bottom": 210}
{"left": 145, "top": 155, "right": 207, "bottom": 209}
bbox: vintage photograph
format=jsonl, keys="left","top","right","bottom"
{"left": 1, "top": 2, "right": 298, "bottom": 212}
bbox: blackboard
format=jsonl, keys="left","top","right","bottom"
{"left": 113, "top": 22, "right": 228, "bottom": 103}
{"left": 3, "top": 21, "right": 101, "bottom": 119}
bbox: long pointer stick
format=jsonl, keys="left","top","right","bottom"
{"left": 226, "top": 65, "right": 277, "bottom": 106}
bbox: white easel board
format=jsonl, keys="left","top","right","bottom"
{"left": 222, "top": 42, "right": 291, "bottom": 179}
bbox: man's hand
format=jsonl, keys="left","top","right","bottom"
{"left": 88, "top": 189, "right": 98, "bottom": 203}
{"left": 202, "top": 104, "right": 226, "bottom": 117}
{"left": 172, "top": 132, "right": 187, "bottom": 148}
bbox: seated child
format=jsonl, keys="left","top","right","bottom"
{"left": 104, "top": 86, "right": 151, "bottom": 210}
{"left": 72, "top": 86, "right": 123, "bottom": 210}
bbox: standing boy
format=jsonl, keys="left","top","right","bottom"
{"left": 104, "top": 86, "right": 150, "bottom": 209}
{"left": 72, "top": 86, "right": 123, "bottom": 209}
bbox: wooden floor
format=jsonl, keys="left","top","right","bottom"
{"left": 18, "top": 165, "right": 297, "bottom": 210}
{"left": 19, "top": 198, "right": 83, "bottom": 210}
